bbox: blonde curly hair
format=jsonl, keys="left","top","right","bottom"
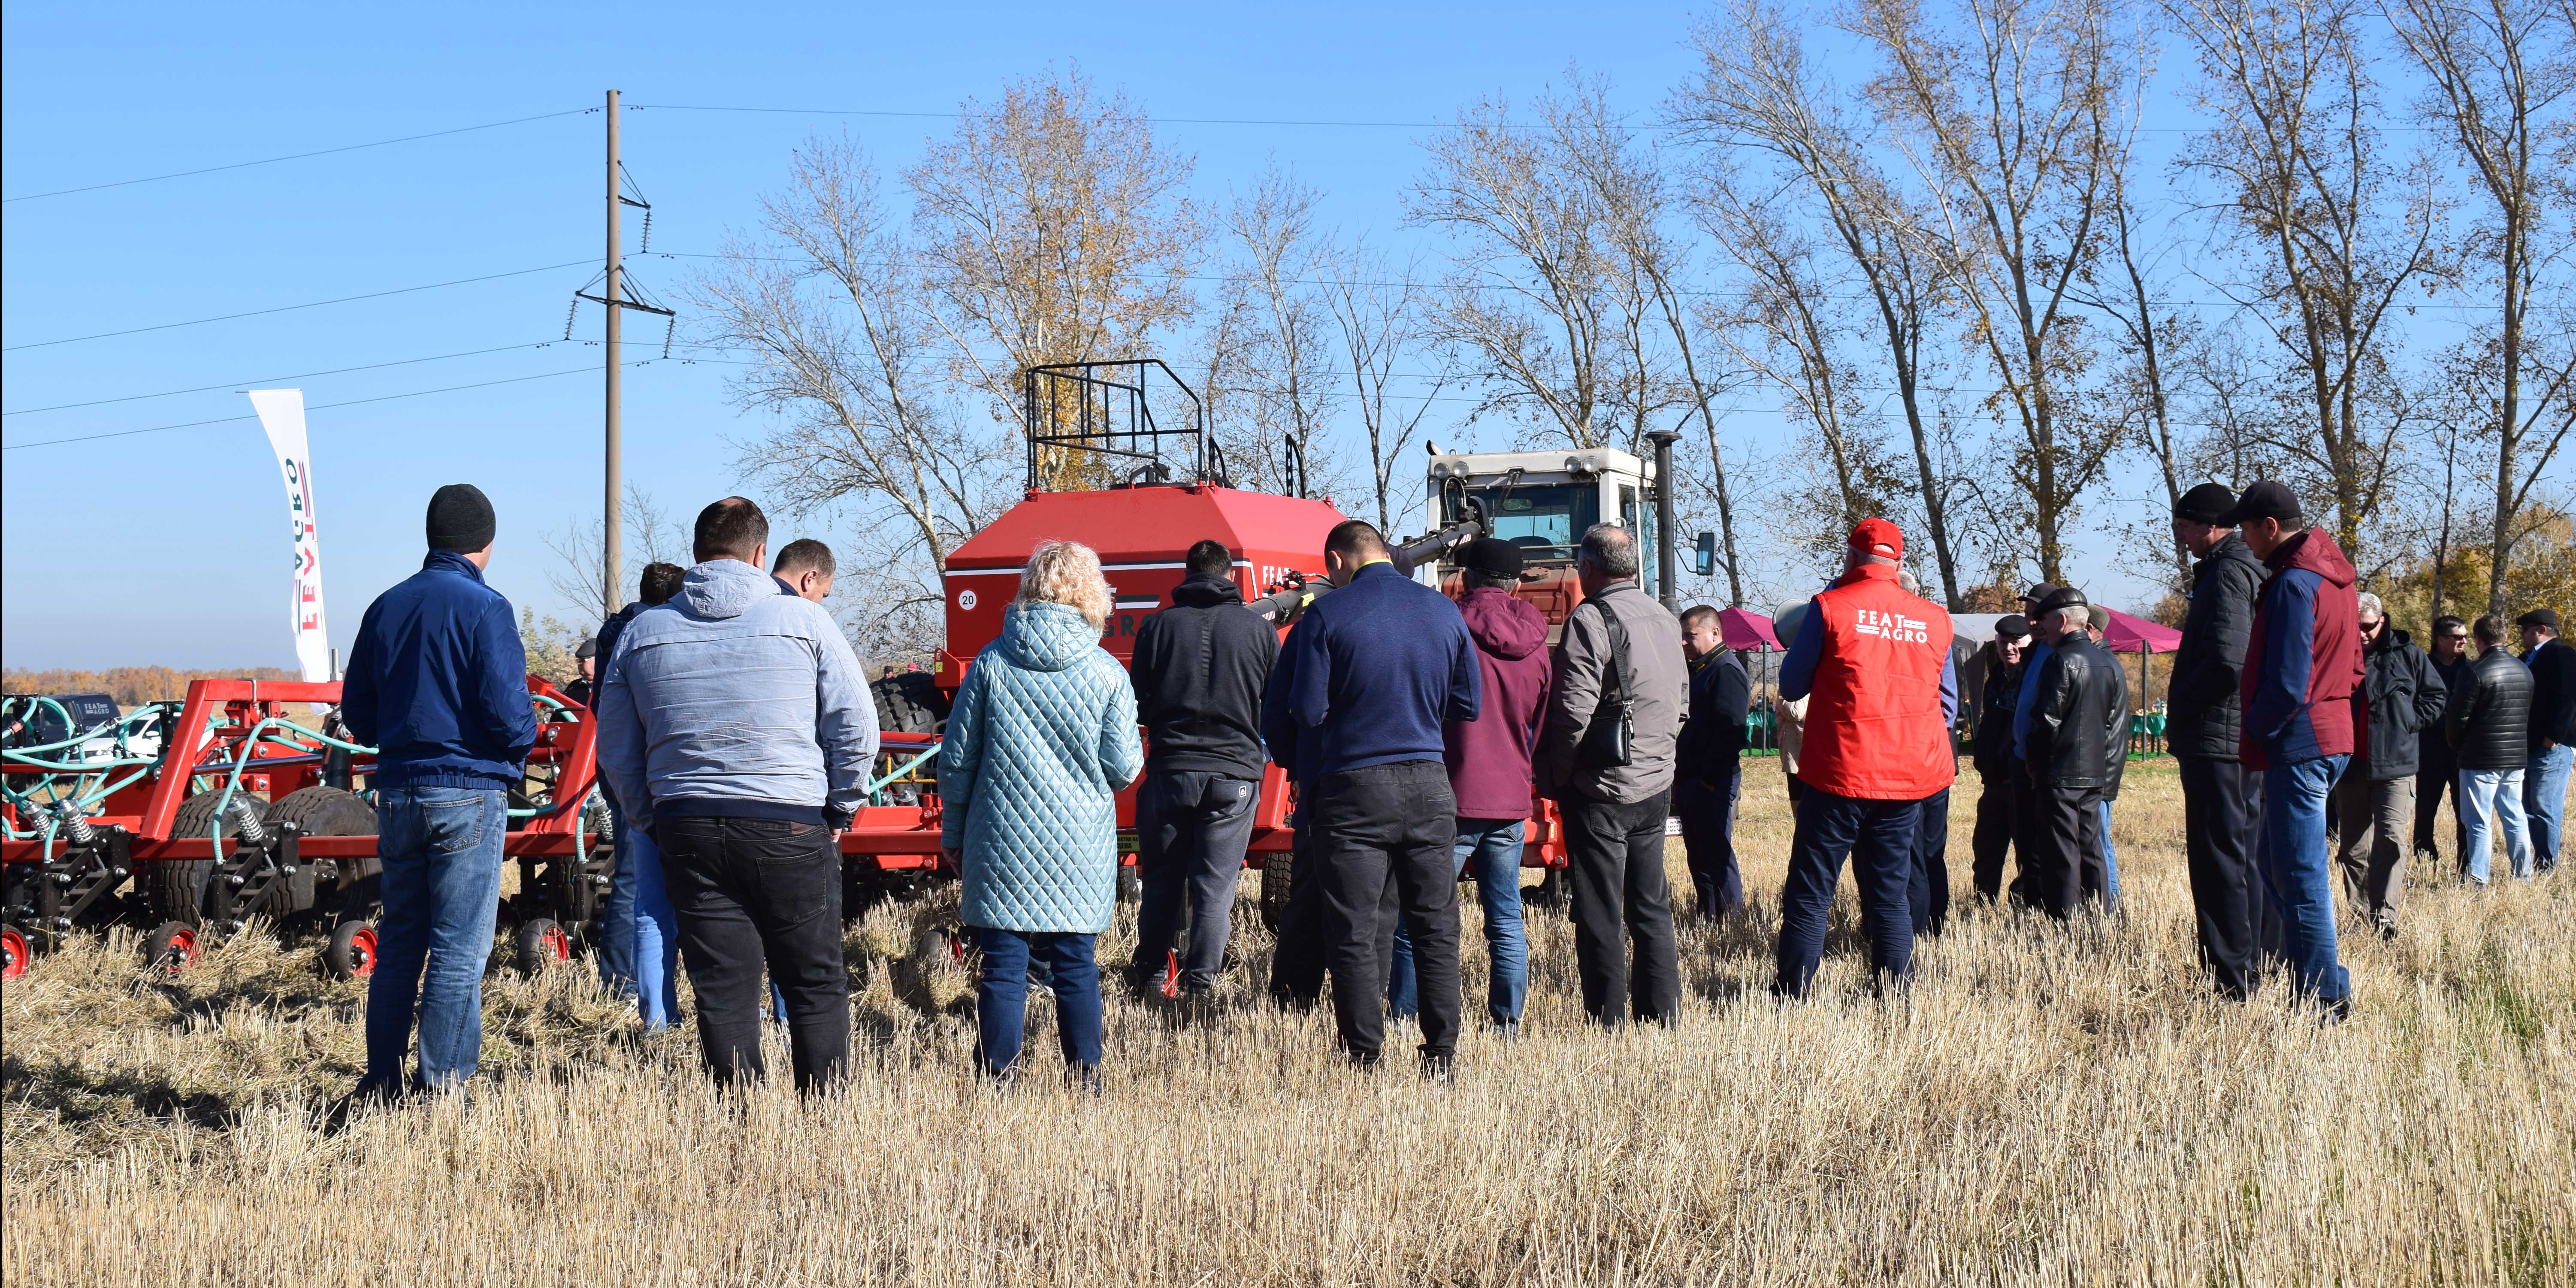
{"left": 1016, "top": 539, "right": 1113, "bottom": 629}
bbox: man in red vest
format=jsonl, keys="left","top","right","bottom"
{"left": 1772, "top": 519, "right": 1959, "bottom": 996}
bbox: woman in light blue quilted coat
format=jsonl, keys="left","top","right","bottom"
{"left": 939, "top": 540, "right": 1143, "bottom": 1085}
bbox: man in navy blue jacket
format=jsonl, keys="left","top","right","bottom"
{"left": 1269, "top": 520, "right": 1478, "bottom": 1070}
{"left": 336, "top": 484, "right": 537, "bottom": 1110}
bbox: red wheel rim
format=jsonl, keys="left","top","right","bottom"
{"left": 946, "top": 930, "right": 967, "bottom": 966}
{"left": 348, "top": 926, "right": 378, "bottom": 977}
{"left": 159, "top": 926, "right": 198, "bottom": 973}
{"left": 1160, "top": 949, "right": 1181, "bottom": 1000}
{"left": 541, "top": 925, "right": 572, "bottom": 962}
{"left": 1, "top": 928, "right": 27, "bottom": 980}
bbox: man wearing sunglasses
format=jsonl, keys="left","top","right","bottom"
{"left": 2415, "top": 616, "right": 2473, "bottom": 874}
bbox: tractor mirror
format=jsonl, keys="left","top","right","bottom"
{"left": 1694, "top": 532, "right": 1717, "bottom": 577}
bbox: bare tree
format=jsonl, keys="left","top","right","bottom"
{"left": 1409, "top": 91, "right": 1615, "bottom": 449}
{"left": 1320, "top": 241, "right": 1449, "bottom": 530}
{"left": 1217, "top": 168, "right": 1342, "bottom": 498}
{"left": 1558, "top": 82, "right": 1754, "bottom": 605}
{"left": 1851, "top": 0, "right": 2128, "bottom": 586}
{"left": 1678, "top": 0, "right": 1968, "bottom": 605}
{"left": 694, "top": 136, "right": 1007, "bottom": 645}
{"left": 905, "top": 68, "right": 1203, "bottom": 489}
{"left": 2080, "top": 107, "right": 2200, "bottom": 585}
{"left": 2162, "top": 0, "right": 2455, "bottom": 561}
{"left": 544, "top": 485, "right": 689, "bottom": 624}
{"left": 1698, "top": 169, "right": 1910, "bottom": 569}
{"left": 2386, "top": 0, "right": 2576, "bottom": 610}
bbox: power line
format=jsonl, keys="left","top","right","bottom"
{"left": 0, "top": 342, "right": 570, "bottom": 416}
{"left": 0, "top": 260, "right": 589, "bottom": 352}
{"left": 628, "top": 102, "right": 1546, "bottom": 130}
{"left": 1, "top": 108, "right": 591, "bottom": 204}
{"left": 0, "top": 358, "right": 664, "bottom": 453}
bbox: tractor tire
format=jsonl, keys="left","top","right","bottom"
{"left": 1259, "top": 850, "right": 1294, "bottom": 932}
{"left": 143, "top": 920, "right": 200, "bottom": 973}
{"left": 870, "top": 671, "right": 950, "bottom": 738}
{"left": 149, "top": 786, "right": 262, "bottom": 928}
{"left": 267, "top": 786, "right": 381, "bottom": 913}
{"left": 515, "top": 918, "right": 572, "bottom": 976}
{"left": 322, "top": 919, "right": 379, "bottom": 980}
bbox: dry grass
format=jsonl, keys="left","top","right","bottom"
{"left": 4, "top": 761, "right": 2570, "bottom": 1285}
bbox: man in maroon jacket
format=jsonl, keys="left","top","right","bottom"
{"left": 2227, "top": 480, "right": 2364, "bottom": 1018}
{"left": 1389, "top": 538, "right": 1551, "bottom": 1035}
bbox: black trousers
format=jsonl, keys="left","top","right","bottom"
{"left": 2032, "top": 785, "right": 2107, "bottom": 917}
{"left": 2413, "top": 758, "right": 2462, "bottom": 867}
{"left": 1970, "top": 768, "right": 2016, "bottom": 900}
{"left": 1129, "top": 769, "right": 1259, "bottom": 994}
{"left": 1910, "top": 785, "right": 1952, "bottom": 935}
{"left": 657, "top": 815, "right": 850, "bottom": 1091}
{"left": 1309, "top": 761, "right": 1460, "bottom": 1060}
{"left": 1267, "top": 814, "right": 1327, "bottom": 1006}
{"left": 2009, "top": 762, "right": 2046, "bottom": 907}
{"left": 2178, "top": 754, "right": 2267, "bottom": 998}
{"left": 1563, "top": 789, "right": 1681, "bottom": 1025}
{"left": 1673, "top": 771, "right": 1744, "bottom": 916}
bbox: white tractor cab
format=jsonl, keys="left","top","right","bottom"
{"left": 1421, "top": 445, "right": 1714, "bottom": 637}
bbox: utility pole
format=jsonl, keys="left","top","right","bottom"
{"left": 603, "top": 88, "right": 624, "bottom": 622}
{"left": 577, "top": 89, "right": 668, "bottom": 620}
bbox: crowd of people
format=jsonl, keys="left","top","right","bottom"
{"left": 326, "top": 477, "right": 2573, "bottom": 1109}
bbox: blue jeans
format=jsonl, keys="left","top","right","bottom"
{"left": 2525, "top": 744, "right": 2571, "bottom": 871}
{"left": 2256, "top": 755, "right": 2350, "bottom": 1006}
{"left": 366, "top": 785, "right": 506, "bottom": 1091}
{"left": 1775, "top": 787, "right": 1919, "bottom": 996}
{"left": 2099, "top": 799, "right": 2119, "bottom": 907}
{"left": 975, "top": 928, "right": 1104, "bottom": 1075}
{"left": 2461, "top": 767, "right": 2534, "bottom": 883}
{"left": 1388, "top": 818, "right": 1529, "bottom": 1026}
{"left": 595, "top": 801, "right": 681, "bottom": 1030}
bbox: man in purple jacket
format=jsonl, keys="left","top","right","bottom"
{"left": 1389, "top": 538, "right": 1551, "bottom": 1035}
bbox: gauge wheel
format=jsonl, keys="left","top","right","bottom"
{"left": 515, "top": 918, "right": 573, "bottom": 976}
{"left": 323, "top": 919, "right": 379, "bottom": 980}
{"left": 143, "top": 920, "right": 200, "bottom": 974}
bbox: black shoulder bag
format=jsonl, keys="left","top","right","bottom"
{"left": 1578, "top": 597, "right": 1635, "bottom": 771}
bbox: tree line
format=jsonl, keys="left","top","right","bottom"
{"left": 689, "top": 0, "right": 2573, "bottom": 660}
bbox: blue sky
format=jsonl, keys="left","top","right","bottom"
{"left": 4, "top": 0, "right": 2238, "bottom": 670}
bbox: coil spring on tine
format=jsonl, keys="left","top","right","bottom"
{"left": 225, "top": 795, "right": 268, "bottom": 847}
{"left": 53, "top": 802, "right": 96, "bottom": 847}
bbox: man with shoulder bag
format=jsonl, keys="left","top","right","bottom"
{"left": 1536, "top": 524, "right": 1689, "bottom": 1028}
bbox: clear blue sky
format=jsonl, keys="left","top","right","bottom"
{"left": 4, "top": 0, "right": 2183, "bottom": 671}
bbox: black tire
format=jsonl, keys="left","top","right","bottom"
{"left": 323, "top": 919, "right": 379, "bottom": 980}
{"left": 1260, "top": 850, "right": 1294, "bottom": 932}
{"left": 143, "top": 920, "right": 201, "bottom": 973}
{"left": 516, "top": 917, "right": 571, "bottom": 976}
{"left": 268, "top": 786, "right": 380, "bottom": 906}
{"left": 871, "top": 671, "right": 950, "bottom": 738}
{"left": 151, "top": 790, "right": 268, "bottom": 927}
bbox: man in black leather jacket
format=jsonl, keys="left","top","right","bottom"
{"left": 2447, "top": 613, "right": 2535, "bottom": 883}
{"left": 2168, "top": 484, "right": 2269, "bottom": 996}
{"left": 2333, "top": 595, "right": 2449, "bottom": 937}
{"left": 2025, "top": 589, "right": 2128, "bottom": 917}
{"left": 1970, "top": 616, "right": 2032, "bottom": 901}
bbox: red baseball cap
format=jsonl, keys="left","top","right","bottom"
{"left": 1847, "top": 517, "right": 1904, "bottom": 559}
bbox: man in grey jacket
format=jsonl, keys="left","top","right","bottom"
{"left": 597, "top": 496, "right": 877, "bottom": 1091}
{"left": 2334, "top": 594, "right": 2448, "bottom": 937}
{"left": 1536, "top": 524, "right": 1688, "bottom": 1027}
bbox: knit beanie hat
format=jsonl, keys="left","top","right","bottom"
{"left": 426, "top": 484, "right": 496, "bottom": 553}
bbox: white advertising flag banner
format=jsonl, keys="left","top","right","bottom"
{"left": 247, "top": 389, "right": 331, "bottom": 682}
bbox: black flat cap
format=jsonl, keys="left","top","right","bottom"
{"left": 2037, "top": 586, "right": 2091, "bottom": 616}
{"left": 575, "top": 638, "right": 597, "bottom": 659}
{"left": 2214, "top": 479, "right": 2301, "bottom": 529}
{"left": 1461, "top": 536, "right": 1525, "bottom": 580}
{"left": 2175, "top": 482, "right": 2237, "bottom": 524}
{"left": 2517, "top": 608, "right": 2560, "bottom": 629}
{"left": 2021, "top": 581, "right": 2064, "bottom": 606}
{"left": 1995, "top": 613, "right": 2031, "bottom": 639}
{"left": 426, "top": 483, "right": 496, "bottom": 553}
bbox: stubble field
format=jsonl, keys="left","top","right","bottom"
{"left": 3, "top": 759, "right": 2569, "bottom": 1285}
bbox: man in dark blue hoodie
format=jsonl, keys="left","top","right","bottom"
{"left": 1270, "top": 519, "right": 1479, "bottom": 1070}
{"left": 336, "top": 484, "right": 537, "bottom": 1109}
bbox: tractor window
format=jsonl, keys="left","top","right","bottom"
{"left": 1620, "top": 485, "right": 1659, "bottom": 598}
{"left": 1469, "top": 484, "right": 1598, "bottom": 560}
